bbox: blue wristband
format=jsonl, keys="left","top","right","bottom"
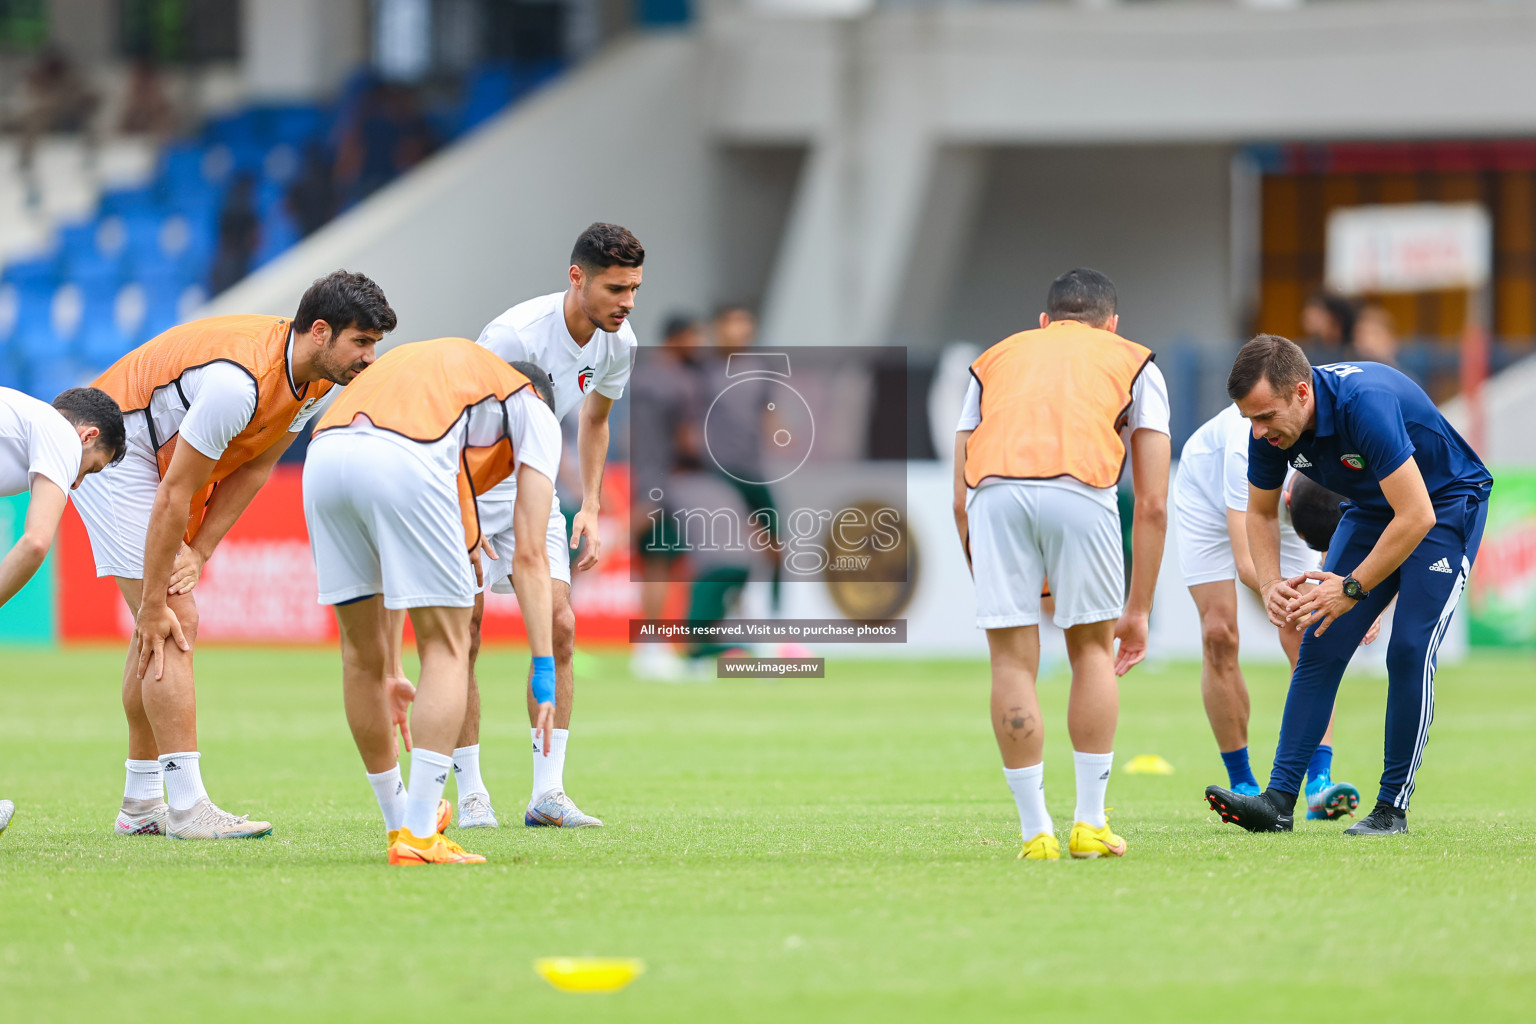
{"left": 531, "top": 656, "right": 556, "bottom": 707}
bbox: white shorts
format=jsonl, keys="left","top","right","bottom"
{"left": 478, "top": 493, "right": 571, "bottom": 594}
{"left": 302, "top": 429, "right": 477, "bottom": 609}
{"left": 966, "top": 481, "right": 1124, "bottom": 630}
{"left": 71, "top": 449, "right": 161, "bottom": 579}
{"left": 1172, "top": 484, "right": 1319, "bottom": 588}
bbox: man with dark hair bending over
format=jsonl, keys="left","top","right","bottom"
{"left": 306, "top": 344, "right": 561, "bottom": 865}
{"left": 0, "top": 385, "right": 126, "bottom": 837}
{"left": 388, "top": 223, "right": 641, "bottom": 830}
{"left": 1207, "top": 334, "right": 1491, "bottom": 836}
{"left": 73, "top": 270, "right": 396, "bottom": 840}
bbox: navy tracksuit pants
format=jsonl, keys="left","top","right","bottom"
{"left": 1268, "top": 494, "right": 1488, "bottom": 811}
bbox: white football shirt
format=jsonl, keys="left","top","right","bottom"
{"left": 0, "top": 387, "right": 83, "bottom": 497}
{"left": 1177, "top": 401, "right": 1309, "bottom": 538}
{"left": 475, "top": 290, "right": 635, "bottom": 503}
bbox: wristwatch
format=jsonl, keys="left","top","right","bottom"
{"left": 1341, "top": 574, "right": 1368, "bottom": 601}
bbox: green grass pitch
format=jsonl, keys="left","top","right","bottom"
{"left": 1, "top": 645, "right": 1533, "bottom": 1022}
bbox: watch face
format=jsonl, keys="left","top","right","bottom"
{"left": 1343, "top": 579, "right": 1361, "bottom": 598}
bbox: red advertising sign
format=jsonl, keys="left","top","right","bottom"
{"left": 57, "top": 465, "right": 638, "bottom": 646}
{"left": 480, "top": 464, "right": 637, "bottom": 644}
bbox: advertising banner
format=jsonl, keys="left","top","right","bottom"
{"left": 1467, "top": 468, "right": 1536, "bottom": 648}
{"left": 57, "top": 467, "right": 331, "bottom": 642}
{"left": 1326, "top": 202, "right": 1492, "bottom": 294}
{"left": 54, "top": 465, "right": 639, "bottom": 646}
{"left": 480, "top": 464, "right": 637, "bottom": 644}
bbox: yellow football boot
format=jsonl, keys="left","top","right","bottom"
{"left": 387, "top": 826, "right": 486, "bottom": 865}
{"left": 1068, "top": 819, "right": 1127, "bottom": 859}
{"left": 1017, "top": 831, "right": 1061, "bottom": 860}
{"left": 386, "top": 799, "right": 453, "bottom": 847}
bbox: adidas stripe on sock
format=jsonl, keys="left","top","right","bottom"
{"left": 1072, "top": 751, "right": 1114, "bottom": 828}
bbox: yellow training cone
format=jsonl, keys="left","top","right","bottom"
{"left": 535, "top": 958, "right": 645, "bottom": 993}
{"left": 1124, "top": 754, "right": 1175, "bottom": 775}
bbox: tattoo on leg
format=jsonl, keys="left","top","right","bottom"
{"left": 1003, "top": 706, "right": 1035, "bottom": 737}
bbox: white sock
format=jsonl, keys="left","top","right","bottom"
{"left": 453, "top": 744, "right": 488, "bottom": 799}
{"left": 530, "top": 728, "right": 569, "bottom": 802}
{"left": 1073, "top": 751, "right": 1115, "bottom": 828}
{"left": 366, "top": 765, "right": 406, "bottom": 832}
{"left": 1003, "top": 763, "right": 1052, "bottom": 839}
{"left": 403, "top": 748, "right": 453, "bottom": 837}
{"left": 159, "top": 751, "right": 207, "bottom": 812}
{"left": 123, "top": 759, "right": 163, "bottom": 803}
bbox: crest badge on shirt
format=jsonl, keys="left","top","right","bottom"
{"left": 291, "top": 396, "right": 319, "bottom": 428}
{"left": 1340, "top": 453, "right": 1365, "bottom": 470}
{"left": 576, "top": 366, "right": 595, "bottom": 393}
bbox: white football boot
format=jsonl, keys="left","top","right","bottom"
{"left": 167, "top": 797, "right": 273, "bottom": 839}
{"left": 525, "top": 790, "right": 602, "bottom": 828}
{"left": 114, "top": 797, "right": 169, "bottom": 836}
{"left": 457, "top": 792, "right": 499, "bottom": 829}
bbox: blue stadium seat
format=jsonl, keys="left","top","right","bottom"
{"left": 157, "top": 141, "right": 208, "bottom": 193}
{"left": 66, "top": 253, "right": 122, "bottom": 301}
{"left": 226, "top": 139, "right": 268, "bottom": 177}
{"left": 24, "top": 357, "right": 89, "bottom": 402}
{"left": 2, "top": 258, "right": 58, "bottom": 288}
{"left": 163, "top": 190, "right": 221, "bottom": 280}
{"left": 71, "top": 264, "right": 129, "bottom": 367}
{"left": 98, "top": 187, "right": 157, "bottom": 218}
{"left": 204, "top": 110, "right": 258, "bottom": 147}
{"left": 13, "top": 312, "right": 66, "bottom": 367}
{"left": 136, "top": 272, "right": 194, "bottom": 343}
{"left": 120, "top": 212, "right": 169, "bottom": 270}
{"left": 0, "top": 352, "right": 22, "bottom": 392}
{"left": 77, "top": 313, "right": 131, "bottom": 369}
{"left": 156, "top": 210, "right": 213, "bottom": 270}
{"left": 262, "top": 105, "right": 327, "bottom": 146}
{"left": 56, "top": 220, "right": 101, "bottom": 265}
{"left": 256, "top": 179, "right": 289, "bottom": 217}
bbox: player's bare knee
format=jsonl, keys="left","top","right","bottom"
{"left": 1201, "top": 615, "right": 1240, "bottom": 668}
{"left": 1063, "top": 620, "right": 1116, "bottom": 660}
{"left": 468, "top": 626, "right": 482, "bottom": 665}
{"left": 552, "top": 603, "right": 576, "bottom": 663}
{"left": 468, "top": 610, "right": 484, "bottom": 664}
{"left": 169, "top": 593, "right": 200, "bottom": 644}
{"left": 430, "top": 627, "right": 472, "bottom": 664}
{"left": 338, "top": 628, "right": 385, "bottom": 681}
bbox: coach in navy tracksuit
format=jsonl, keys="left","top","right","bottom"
{"left": 1205, "top": 333, "right": 1491, "bottom": 836}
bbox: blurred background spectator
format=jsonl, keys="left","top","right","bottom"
{"left": 629, "top": 312, "right": 705, "bottom": 679}
{"left": 286, "top": 141, "right": 337, "bottom": 239}
{"left": 1353, "top": 304, "right": 1400, "bottom": 365}
{"left": 117, "top": 59, "right": 178, "bottom": 138}
{"left": 1298, "top": 289, "right": 1358, "bottom": 364}
{"left": 8, "top": 45, "right": 99, "bottom": 188}
{"left": 210, "top": 172, "right": 259, "bottom": 295}
{"left": 335, "top": 80, "right": 440, "bottom": 210}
